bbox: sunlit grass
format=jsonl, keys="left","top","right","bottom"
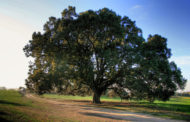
{"left": 43, "top": 94, "right": 122, "bottom": 102}
{"left": 43, "top": 94, "right": 92, "bottom": 100}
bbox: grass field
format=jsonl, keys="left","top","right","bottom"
{"left": 43, "top": 93, "right": 190, "bottom": 121}
{"left": 0, "top": 90, "right": 37, "bottom": 121}
{"left": 43, "top": 94, "right": 122, "bottom": 102}
{"left": 1, "top": 90, "right": 190, "bottom": 121}
{"left": 0, "top": 90, "right": 74, "bottom": 122}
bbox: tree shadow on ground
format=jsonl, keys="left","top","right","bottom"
{"left": 100, "top": 102, "right": 190, "bottom": 121}
{"left": 0, "top": 100, "right": 25, "bottom": 106}
{"left": 113, "top": 102, "right": 190, "bottom": 112}
{"left": 0, "top": 117, "right": 11, "bottom": 122}
{"left": 79, "top": 101, "right": 190, "bottom": 121}
{"left": 73, "top": 100, "right": 91, "bottom": 103}
{"left": 80, "top": 112, "right": 125, "bottom": 120}
{"left": 0, "top": 112, "right": 12, "bottom": 122}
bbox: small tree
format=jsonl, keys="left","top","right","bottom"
{"left": 18, "top": 87, "right": 26, "bottom": 96}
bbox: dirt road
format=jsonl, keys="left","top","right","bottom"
{"left": 26, "top": 94, "right": 183, "bottom": 122}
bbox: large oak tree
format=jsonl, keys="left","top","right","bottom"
{"left": 24, "top": 6, "right": 186, "bottom": 103}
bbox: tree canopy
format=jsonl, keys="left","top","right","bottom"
{"left": 23, "top": 6, "right": 186, "bottom": 103}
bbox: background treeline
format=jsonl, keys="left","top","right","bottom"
{"left": 176, "top": 92, "right": 190, "bottom": 97}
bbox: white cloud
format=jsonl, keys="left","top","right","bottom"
{"left": 128, "top": 5, "right": 147, "bottom": 20}
{"left": 131, "top": 5, "right": 142, "bottom": 10}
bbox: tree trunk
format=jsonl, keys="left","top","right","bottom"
{"left": 92, "top": 90, "right": 101, "bottom": 104}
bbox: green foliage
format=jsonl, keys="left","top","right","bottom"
{"left": 119, "top": 35, "right": 187, "bottom": 102}
{"left": 23, "top": 6, "right": 186, "bottom": 103}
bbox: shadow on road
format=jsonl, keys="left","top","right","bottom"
{"left": 80, "top": 112, "right": 125, "bottom": 120}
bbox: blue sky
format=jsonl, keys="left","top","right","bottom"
{"left": 0, "top": 0, "right": 189, "bottom": 91}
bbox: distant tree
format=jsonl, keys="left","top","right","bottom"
{"left": 24, "top": 6, "right": 186, "bottom": 103}
{"left": 113, "top": 88, "right": 131, "bottom": 102}
{"left": 176, "top": 92, "right": 190, "bottom": 97}
{"left": 18, "top": 87, "right": 26, "bottom": 96}
{"left": 0, "top": 87, "right": 6, "bottom": 90}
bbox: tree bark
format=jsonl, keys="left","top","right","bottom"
{"left": 92, "top": 90, "right": 101, "bottom": 104}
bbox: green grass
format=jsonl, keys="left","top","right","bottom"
{"left": 116, "top": 97, "right": 190, "bottom": 120}
{"left": 0, "top": 90, "right": 38, "bottom": 122}
{"left": 0, "top": 90, "right": 77, "bottom": 122}
{"left": 43, "top": 94, "right": 93, "bottom": 100}
{"left": 43, "top": 93, "right": 190, "bottom": 121}
{"left": 43, "top": 94, "right": 122, "bottom": 102}
{"left": 149, "top": 97, "right": 190, "bottom": 113}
